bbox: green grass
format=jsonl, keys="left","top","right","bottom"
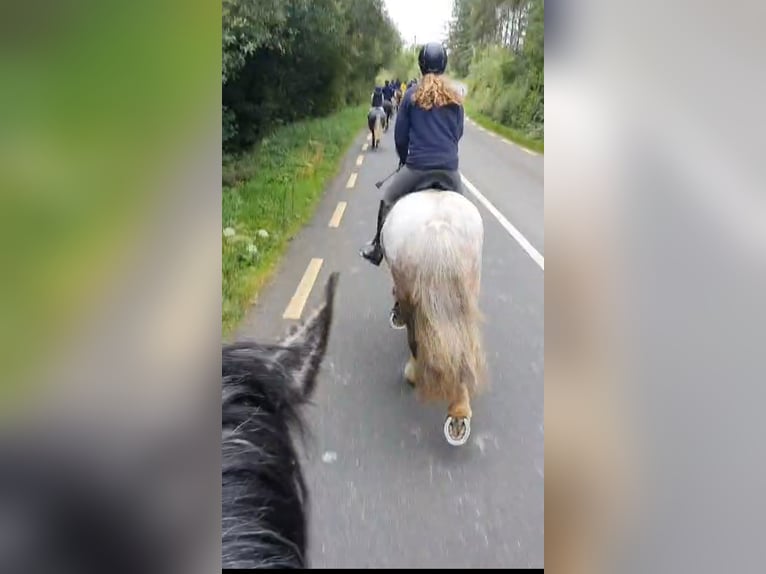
{"left": 463, "top": 101, "right": 544, "bottom": 154}
{"left": 222, "top": 104, "right": 366, "bottom": 337}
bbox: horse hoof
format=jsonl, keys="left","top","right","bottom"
{"left": 389, "top": 309, "right": 406, "bottom": 330}
{"left": 444, "top": 416, "right": 471, "bottom": 446}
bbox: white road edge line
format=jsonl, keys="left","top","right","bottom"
{"left": 460, "top": 174, "right": 544, "bottom": 271}
{"left": 469, "top": 119, "right": 541, "bottom": 156}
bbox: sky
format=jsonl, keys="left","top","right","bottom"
{"left": 383, "top": 0, "right": 455, "bottom": 46}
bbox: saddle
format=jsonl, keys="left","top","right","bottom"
{"left": 409, "top": 170, "right": 458, "bottom": 194}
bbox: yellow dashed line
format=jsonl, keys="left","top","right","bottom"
{"left": 346, "top": 172, "right": 357, "bottom": 189}
{"left": 328, "top": 201, "right": 347, "bottom": 228}
{"left": 356, "top": 154, "right": 364, "bottom": 166}
{"left": 283, "top": 258, "right": 324, "bottom": 320}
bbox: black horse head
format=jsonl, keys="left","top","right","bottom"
{"left": 222, "top": 272, "right": 339, "bottom": 569}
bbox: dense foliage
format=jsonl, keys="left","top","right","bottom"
{"left": 223, "top": 0, "right": 402, "bottom": 151}
{"left": 384, "top": 45, "right": 421, "bottom": 84}
{"left": 447, "top": 0, "right": 543, "bottom": 139}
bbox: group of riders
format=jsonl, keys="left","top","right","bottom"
{"left": 363, "top": 42, "right": 465, "bottom": 326}
{"left": 370, "top": 78, "right": 418, "bottom": 108}
{"left": 370, "top": 78, "right": 417, "bottom": 128}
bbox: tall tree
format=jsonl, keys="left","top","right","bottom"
{"left": 222, "top": 0, "right": 401, "bottom": 150}
{"left": 448, "top": 0, "right": 544, "bottom": 138}
{"left": 447, "top": 0, "right": 474, "bottom": 78}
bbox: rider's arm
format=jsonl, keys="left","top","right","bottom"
{"left": 394, "top": 94, "right": 410, "bottom": 166}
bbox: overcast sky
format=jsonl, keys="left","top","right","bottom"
{"left": 383, "top": 0, "right": 454, "bottom": 46}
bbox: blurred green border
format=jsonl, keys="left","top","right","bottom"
{"left": 0, "top": 0, "right": 221, "bottom": 389}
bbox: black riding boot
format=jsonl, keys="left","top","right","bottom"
{"left": 360, "top": 200, "right": 389, "bottom": 266}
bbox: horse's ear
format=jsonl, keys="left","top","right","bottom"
{"left": 277, "top": 272, "right": 339, "bottom": 399}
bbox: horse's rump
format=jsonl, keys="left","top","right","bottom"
{"left": 368, "top": 108, "right": 385, "bottom": 129}
{"left": 382, "top": 191, "right": 486, "bottom": 403}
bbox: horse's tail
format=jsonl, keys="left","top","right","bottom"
{"left": 406, "top": 221, "right": 487, "bottom": 403}
{"left": 373, "top": 113, "right": 382, "bottom": 142}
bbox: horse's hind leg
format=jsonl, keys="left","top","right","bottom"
{"left": 445, "top": 384, "right": 472, "bottom": 446}
{"left": 404, "top": 330, "right": 417, "bottom": 386}
{"left": 402, "top": 302, "right": 417, "bottom": 387}
{"left": 404, "top": 354, "right": 417, "bottom": 386}
{"left": 448, "top": 384, "right": 471, "bottom": 420}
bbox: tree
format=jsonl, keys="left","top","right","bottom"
{"left": 222, "top": 0, "right": 401, "bottom": 150}
{"left": 447, "top": 0, "right": 474, "bottom": 78}
{"left": 448, "top": 0, "right": 544, "bottom": 139}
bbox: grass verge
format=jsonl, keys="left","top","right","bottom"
{"left": 222, "top": 104, "right": 366, "bottom": 337}
{"left": 463, "top": 101, "right": 544, "bottom": 154}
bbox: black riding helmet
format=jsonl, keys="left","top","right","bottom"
{"left": 418, "top": 42, "right": 448, "bottom": 75}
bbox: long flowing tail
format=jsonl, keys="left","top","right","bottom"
{"left": 373, "top": 114, "right": 382, "bottom": 143}
{"left": 406, "top": 223, "right": 487, "bottom": 403}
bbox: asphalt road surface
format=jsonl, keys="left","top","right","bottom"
{"left": 235, "top": 107, "right": 544, "bottom": 568}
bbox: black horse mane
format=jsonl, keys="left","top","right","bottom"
{"left": 221, "top": 343, "right": 310, "bottom": 569}
{"left": 222, "top": 272, "right": 338, "bottom": 569}
{"left": 0, "top": 275, "right": 338, "bottom": 574}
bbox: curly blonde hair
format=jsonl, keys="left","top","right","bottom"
{"left": 411, "top": 73, "right": 463, "bottom": 110}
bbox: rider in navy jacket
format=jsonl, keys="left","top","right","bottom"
{"left": 360, "top": 42, "right": 465, "bottom": 271}
{"left": 370, "top": 86, "right": 384, "bottom": 108}
{"left": 395, "top": 84, "right": 463, "bottom": 171}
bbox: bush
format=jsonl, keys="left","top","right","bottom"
{"left": 222, "top": 105, "right": 366, "bottom": 334}
{"left": 452, "top": 0, "right": 544, "bottom": 144}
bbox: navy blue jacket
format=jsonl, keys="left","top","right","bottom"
{"left": 371, "top": 87, "right": 383, "bottom": 108}
{"left": 394, "top": 87, "right": 464, "bottom": 171}
{"left": 383, "top": 84, "right": 395, "bottom": 101}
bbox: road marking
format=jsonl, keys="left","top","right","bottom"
{"left": 460, "top": 174, "right": 544, "bottom": 270}
{"left": 366, "top": 133, "right": 372, "bottom": 141}
{"left": 328, "top": 201, "right": 347, "bottom": 228}
{"left": 362, "top": 143, "right": 369, "bottom": 151}
{"left": 521, "top": 147, "right": 539, "bottom": 156}
{"left": 356, "top": 154, "right": 364, "bottom": 166}
{"left": 283, "top": 258, "right": 324, "bottom": 320}
{"left": 346, "top": 172, "right": 357, "bottom": 189}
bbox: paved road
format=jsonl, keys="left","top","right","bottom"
{"left": 235, "top": 110, "right": 544, "bottom": 568}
